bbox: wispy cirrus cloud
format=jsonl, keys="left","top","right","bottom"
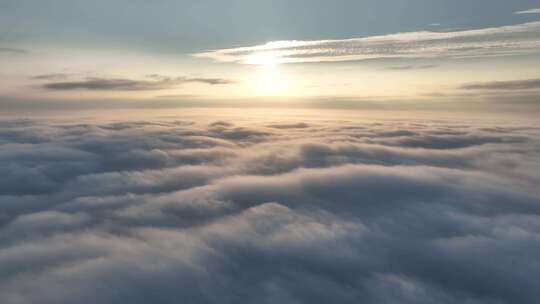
{"left": 515, "top": 8, "right": 540, "bottom": 14}
{"left": 194, "top": 22, "right": 540, "bottom": 64}
{"left": 41, "top": 75, "right": 235, "bottom": 91}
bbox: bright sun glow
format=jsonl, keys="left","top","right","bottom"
{"left": 249, "top": 65, "right": 295, "bottom": 96}
{"left": 244, "top": 52, "right": 281, "bottom": 65}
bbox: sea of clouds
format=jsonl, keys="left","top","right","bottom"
{"left": 0, "top": 111, "right": 539, "bottom": 304}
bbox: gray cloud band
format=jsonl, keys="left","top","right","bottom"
{"left": 42, "top": 76, "right": 235, "bottom": 91}
{"left": 0, "top": 47, "right": 27, "bottom": 54}
{"left": 459, "top": 78, "right": 540, "bottom": 90}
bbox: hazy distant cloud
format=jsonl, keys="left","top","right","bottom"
{"left": 195, "top": 22, "right": 540, "bottom": 64}
{"left": 42, "top": 75, "right": 235, "bottom": 91}
{"left": 145, "top": 74, "right": 233, "bottom": 85}
{"left": 155, "top": 94, "right": 201, "bottom": 99}
{"left": 515, "top": 8, "right": 540, "bottom": 14}
{"left": 0, "top": 47, "right": 26, "bottom": 54}
{"left": 185, "top": 77, "right": 234, "bottom": 85}
{"left": 459, "top": 78, "right": 540, "bottom": 91}
{"left": 267, "top": 122, "right": 311, "bottom": 129}
{"left": 382, "top": 64, "right": 439, "bottom": 71}
{"left": 32, "top": 73, "right": 72, "bottom": 80}
{"left": 43, "top": 78, "right": 171, "bottom": 91}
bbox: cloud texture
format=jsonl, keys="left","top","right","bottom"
{"left": 0, "top": 113, "right": 539, "bottom": 303}
{"left": 195, "top": 22, "right": 540, "bottom": 64}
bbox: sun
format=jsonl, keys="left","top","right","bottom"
{"left": 249, "top": 65, "right": 293, "bottom": 95}
{"left": 242, "top": 53, "right": 300, "bottom": 96}
{"left": 259, "top": 66, "right": 284, "bottom": 92}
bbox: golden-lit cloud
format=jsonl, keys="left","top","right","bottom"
{"left": 194, "top": 22, "right": 540, "bottom": 64}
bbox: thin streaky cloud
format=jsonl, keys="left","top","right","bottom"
{"left": 382, "top": 64, "right": 440, "bottom": 71}
{"left": 0, "top": 47, "right": 27, "bottom": 54}
{"left": 155, "top": 94, "right": 201, "bottom": 99}
{"left": 194, "top": 22, "right": 540, "bottom": 64}
{"left": 515, "top": 8, "right": 540, "bottom": 14}
{"left": 32, "top": 74, "right": 72, "bottom": 80}
{"left": 459, "top": 78, "right": 540, "bottom": 91}
{"left": 42, "top": 75, "right": 235, "bottom": 91}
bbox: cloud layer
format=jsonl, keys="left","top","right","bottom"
{"left": 195, "top": 22, "right": 540, "bottom": 64}
{"left": 0, "top": 113, "right": 539, "bottom": 303}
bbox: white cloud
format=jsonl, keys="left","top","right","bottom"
{"left": 194, "top": 22, "right": 540, "bottom": 64}
{"left": 515, "top": 8, "right": 540, "bottom": 14}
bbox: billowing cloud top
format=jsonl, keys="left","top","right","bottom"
{"left": 0, "top": 112, "right": 539, "bottom": 304}
{"left": 194, "top": 22, "right": 540, "bottom": 64}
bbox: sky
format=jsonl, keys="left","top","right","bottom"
{"left": 1, "top": 2, "right": 540, "bottom": 304}
{"left": 1, "top": 0, "right": 540, "bottom": 112}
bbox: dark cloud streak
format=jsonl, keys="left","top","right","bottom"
{"left": 459, "top": 78, "right": 540, "bottom": 91}
{"left": 42, "top": 75, "right": 235, "bottom": 91}
{"left": 0, "top": 47, "right": 27, "bottom": 54}
{"left": 32, "top": 73, "right": 72, "bottom": 80}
